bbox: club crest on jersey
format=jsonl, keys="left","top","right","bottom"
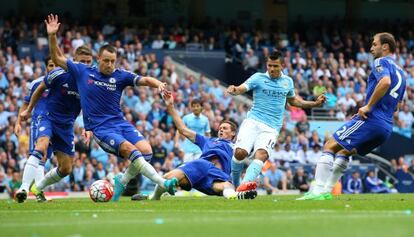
{"left": 282, "top": 81, "right": 289, "bottom": 89}
{"left": 109, "top": 78, "right": 116, "bottom": 84}
{"left": 376, "top": 65, "right": 383, "bottom": 73}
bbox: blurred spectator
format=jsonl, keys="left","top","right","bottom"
{"left": 397, "top": 104, "right": 413, "bottom": 138}
{"left": 364, "top": 170, "right": 391, "bottom": 193}
{"left": 343, "top": 171, "right": 363, "bottom": 194}
{"left": 293, "top": 167, "right": 310, "bottom": 192}
{"left": 263, "top": 162, "right": 287, "bottom": 194}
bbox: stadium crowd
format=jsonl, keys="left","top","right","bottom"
{"left": 0, "top": 16, "right": 413, "bottom": 196}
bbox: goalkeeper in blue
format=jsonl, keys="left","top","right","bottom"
{"left": 298, "top": 32, "right": 407, "bottom": 200}
{"left": 132, "top": 94, "right": 257, "bottom": 201}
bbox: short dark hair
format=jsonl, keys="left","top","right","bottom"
{"left": 98, "top": 44, "right": 117, "bottom": 56}
{"left": 75, "top": 45, "right": 92, "bottom": 56}
{"left": 219, "top": 119, "right": 238, "bottom": 132}
{"left": 376, "top": 32, "right": 396, "bottom": 53}
{"left": 267, "top": 50, "right": 283, "bottom": 61}
{"left": 44, "top": 55, "right": 52, "bottom": 65}
{"left": 190, "top": 99, "right": 202, "bottom": 106}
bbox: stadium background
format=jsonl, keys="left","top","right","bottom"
{"left": 0, "top": 0, "right": 414, "bottom": 198}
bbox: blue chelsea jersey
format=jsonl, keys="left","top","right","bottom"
{"left": 66, "top": 60, "right": 141, "bottom": 130}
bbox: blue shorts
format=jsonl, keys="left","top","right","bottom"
{"left": 30, "top": 116, "right": 53, "bottom": 159}
{"left": 333, "top": 118, "right": 391, "bottom": 156}
{"left": 37, "top": 116, "right": 75, "bottom": 156}
{"left": 178, "top": 159, "right": 232, "bottom": 195}
{"left": 92, "top": 119, "right": 145, "bottom": 156}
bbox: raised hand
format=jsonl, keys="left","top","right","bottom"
{"left": 163, "top": 93, "right": 174, "bottom": 107}
{"left": 44, "top": 14, "right": 61, "bottom": 35}
{"left": 158, "top": 82, "right": 171, "bottom": 99}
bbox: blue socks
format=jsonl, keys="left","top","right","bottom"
{"left": 241, "top": 159, "right": 264, "bottom": 183}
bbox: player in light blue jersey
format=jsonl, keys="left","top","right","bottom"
{"left": 298, "top": 32, "right": 407, "bottom": 200}
{"left": 45, "top": 14, "right": 178, "bottom": 201}
{"left": 132, "top": 94, "right": 257, "bottom": 201}
{"left": 179, "top": 99, "right": 211, "bottom": 162}
{"left": 226, "top": 50, "right": 326, "bottom": 192}
{"left": 14, "top": 56, "right": 55, "bottom": 203}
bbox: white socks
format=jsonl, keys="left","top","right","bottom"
{"left": 20, "top": 156, "right": 40, "bottom": 191}
{"left": 149, "top": 185, "right": 166, "bottom": 200}
{"left": 324, "top": 156, "right": 349, "bottom": 193}
{"left": 223, "top": 187, "right": 237, "bottom": 199}
{"left": 312, "top": 152, "right": 334, "bottom": 195}
{"left": 37, "top": 168, "right": 65, "bottom": 191}
{"left": 132, "top": 156, "right": 165, "bottom": 188}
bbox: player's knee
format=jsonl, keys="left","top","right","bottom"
{"left": 119, "top": 142, "right": 136, "bottom": 158}
{"left": 58, "top": 163, "right": 72, "bottom": 176}
{"left": 255, "top": 149, "right": 269, "bottom": 161}
{"left": 234, "top": 148, "right": 248, "bottom": 161}
{"left": 35, "top": 137, "right": 49, "bottom": 154}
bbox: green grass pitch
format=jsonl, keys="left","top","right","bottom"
{"left": 1, "top": 194, "right": 414, "bottom": 237}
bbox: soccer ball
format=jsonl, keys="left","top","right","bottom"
{"left": 89, "top": 180, "right": 114, "bottom": 202}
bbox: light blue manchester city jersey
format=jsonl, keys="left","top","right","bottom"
{"left": 243, "top": 72, "right": 295, "bottom": 131}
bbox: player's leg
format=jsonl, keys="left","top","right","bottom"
{"left": 36, "top": 151, "right": 72, "bottom": 191}
{"left": 149, "top": 169, "right": 190, "bottom": 200}
{"left": 32, "top": 123, "right": 75, "bottom": 201}
{"left": 212, "top": 181, "right": 258, "bottom": 200}
{"left": 15, "top": 118, "right": 52, "bottom": 202}
{"left": 121, "top": 139, "right": 152, "bottom": 186}
{"left": 232, "top": 119, "right": 258, "bottom": 188}
{"left": 312, "top": 138, "right": 345, "bottom": 195}
{"left": 238, "top": 123, "right": 276, "bottom": 191}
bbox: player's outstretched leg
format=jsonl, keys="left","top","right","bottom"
{"left": 15, "top": 150, "right": 44, "bottom": 203}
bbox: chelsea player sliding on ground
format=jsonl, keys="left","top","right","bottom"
{"left": 132, "top": 93, "right": 257, "bottom": 201}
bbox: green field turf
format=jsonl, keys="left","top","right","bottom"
{"left": 1, "top": 194, "right": 414, "bottom": 237}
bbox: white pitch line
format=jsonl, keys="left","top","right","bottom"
{"left": 0, "top": 209, "right": 410, "bottom": 214}
{"left": 0, "top": 214, "right": 410, "bottom": 228}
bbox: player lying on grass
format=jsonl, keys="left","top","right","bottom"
{"left": 132, "top": 94, "right": 257, "bottom": 201}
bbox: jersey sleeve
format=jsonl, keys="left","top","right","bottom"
{"left": 44, "top": 68, "right": 66, "bottom": 88}
{"left": 122, "top": 70, "right": 141, "bottom": 87}
{"left": 24, "top": 80, "right": 39, "bottom": 103}
{"left": 194, "top": 133, "right": 209, "bottom": 149}
{"left": 242, "top": 73, "right": 260, "bottom": 91}
{"left": 66, "top": 60, "right": 86, "bottom": 81}
{"left": 372, "top": 58, "right": 391, "bottom": 82}
{"left": 287, "top": 77, "right": 296, "bottom": 98}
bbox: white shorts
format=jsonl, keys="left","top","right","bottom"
{"left": 183, "top": 152, "right": 202, "bottom": 163}
{"left": 235, "top": 118, "right": 278, "bottom": 158}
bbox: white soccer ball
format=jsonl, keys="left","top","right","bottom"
{"left": 89, "top": 180, "right": 114, "bottom": 202}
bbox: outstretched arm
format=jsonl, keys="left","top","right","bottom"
{"left": 287, "top": 94, "right": 326, "bottom": 109}
{"left": 164, "top": 94, "right": 196, "bottom": 143}
{"left": 20, "top": 82, "right": 47, "bottom": 121}
{"left": 45, "top": 14, "right": 67, "bottom": 70}
{"left": 137, "top": 76, "right": 171, "bottom": 98}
